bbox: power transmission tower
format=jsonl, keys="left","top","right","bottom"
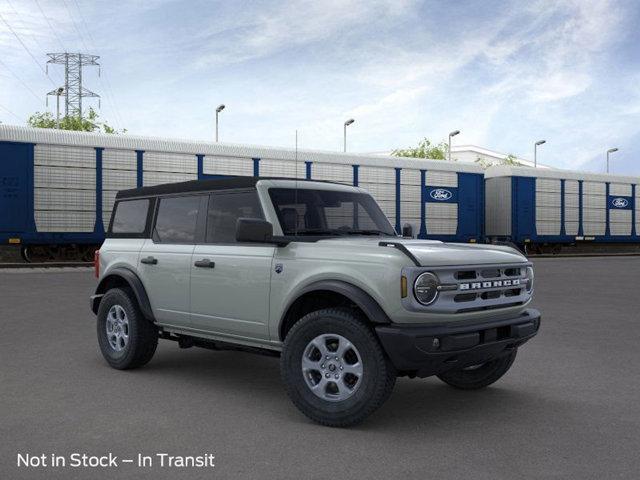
{"left": 46, "top": 53, "right": 100, "bottom": 118}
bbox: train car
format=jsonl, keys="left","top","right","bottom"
{"left": 485, "top": 165, "right": 639, "bottom": 253}
{"left": 0, "top": 125, "right": 484, "bottom": 261}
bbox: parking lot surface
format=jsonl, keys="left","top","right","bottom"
{"left": 1, "top": 257, "right": 639, "bottom": 479}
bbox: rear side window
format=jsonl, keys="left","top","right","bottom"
{"left": 154, "top": 196, "right": 200, "bottom": 243}
{"left": 206, "top": 191, "right": 264, "bottom": 243}
{"left": 111, "top": 199, "right": 150, "bottom": 234}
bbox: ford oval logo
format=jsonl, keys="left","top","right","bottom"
{"left": 430, "top": 188, "right": 453, "bottom": 201}
{"left": 612, "top": 197, "right": 629, "bottom": 208}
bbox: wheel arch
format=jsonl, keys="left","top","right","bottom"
{"left": 279, "top": 280, "right": 391, "bottom": 341}
{"left": 92, "top": 267, "right": 155, "bottom": 322}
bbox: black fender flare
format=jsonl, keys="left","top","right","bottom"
{"left": 91, "top": 267, "right": 155, "bottom": 322}
{"left": 280, "top": 280, "right": 391, "bottom": 337}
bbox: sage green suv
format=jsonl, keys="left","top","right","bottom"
{"left": 90, "top": 177, "right": 540, "bottom": 427}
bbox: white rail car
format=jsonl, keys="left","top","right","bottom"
{"left": 0, "top": 125, "right": 484, "bottom": 261}
{"left": 485, "top": 165, "right": 639, "bottom": 252}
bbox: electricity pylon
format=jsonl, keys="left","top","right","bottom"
{"left": 46, "top": 53, "right": 100, "bottom": 118}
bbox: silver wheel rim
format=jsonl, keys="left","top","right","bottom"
{"left": 106, "top": 305, "right": 129, "bottom": 352}
{"left": 301, "top": 333, "right": 363, "bottom": 402}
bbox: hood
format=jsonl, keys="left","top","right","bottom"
{"left": 315, "top": 237, "right": 528, "bottom": 266}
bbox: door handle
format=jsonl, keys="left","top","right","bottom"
{"left": 194, "top": 259, "right": 215, "bottom": 268}
{"left": 141, "top": 256, "right": 158, "bottom": 265}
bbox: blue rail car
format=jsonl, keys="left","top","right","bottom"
{"left": 0, "top": 125, "right": 485, "bottom": 261}
{"left": 485, "top": 165, "right": 639, "bottom": 253}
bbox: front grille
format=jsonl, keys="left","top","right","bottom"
{"left": 403, "top": 263, "right": 532, "bottom": 314}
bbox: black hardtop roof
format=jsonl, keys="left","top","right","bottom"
{"left": 115, "top": 176, "right": 345, "bottom": 200}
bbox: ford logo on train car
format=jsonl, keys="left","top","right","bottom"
{"left": 611, "top": 197, "right": 629, "bottom": 208}
{"left": 429, "top": 188, "right": 453, "bottom": 201}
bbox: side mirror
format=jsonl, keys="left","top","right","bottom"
{"left": 402, "top": 223, "right": 413, "bottom": 238}
{"left": 236, "top": 218, "right": 273, "bottom": 243}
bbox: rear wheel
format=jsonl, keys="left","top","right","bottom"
{"left": 280, "top": 308, "right": 396, "bottom": 427}
{"left": 437, "top": 349, "right": 518, "bottom": 390}
{"left": 97, "top": 287, "right": 158, "bottom": 370}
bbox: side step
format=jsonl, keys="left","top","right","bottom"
{"left": 159, "top": 331, "right": 280, "bottom": 358}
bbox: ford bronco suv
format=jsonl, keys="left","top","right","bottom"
{"left": 91, "top": 177, "right": 540, "bottom": 427}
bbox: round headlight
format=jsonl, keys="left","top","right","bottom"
{"left": 525, "top": 266, "right": 534, "bottom": 292}
{"left": 414, "top": 272, "right": 440, "bottom": 305}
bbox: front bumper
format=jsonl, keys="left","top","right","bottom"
{"left": 375, "top": 308, "right": 541, "bottom": 378}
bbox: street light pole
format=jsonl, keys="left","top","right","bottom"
{"left": 343, "top": 118, "right": 354, "bottom": 152}
{"left": 448, "top": 130, "right": 460, "bottom": 161}
{"left": 534, "top": 140, "right": 546, "bottom": 167}
{"left": 606, "top": 148, "right": 618, "bottom": 173}
{"left": 215, "top": 104, "right": 225, "bottom": 142}
{"left": 55, "top": 87, "right": 64, "bottom": 129}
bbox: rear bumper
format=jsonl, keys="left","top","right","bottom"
{"left": 375, "top": 308, "right": 541, "bottom": 378}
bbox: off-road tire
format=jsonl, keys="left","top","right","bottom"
{"left": 281, "top": 308, "right": 396, "bottom": 427}
{"left": 437, "top": 349, "right": 518, "bottom": 390}
{"left": 97, "top": 287, "right": 158, "bottom": 370}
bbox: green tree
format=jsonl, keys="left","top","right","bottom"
{"left": 502, "top": 154, "right": 522, "bottom": 166}
{"left": 27, "top": 108, "right": 125, "bottom": 134}
{"left": 475, "top": 153, "right": 523, "bottom": 169}
{"left": 392, "top": 138, "right": 450, "bottom": 160}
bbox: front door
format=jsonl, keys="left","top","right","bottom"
{"left": 190, "top": 190, "right": 274, "bottom": 341}
{"left": 138, "top": 194, "right": 204, "bottom": 327}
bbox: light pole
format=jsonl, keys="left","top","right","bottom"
{"left": 534, "top": 140, "right": 546, "bottom": 167}
{"left": 448, "top": 130, "right": 460, "bottom": 161}
{"left": 215, "top": 104, "right": 225, "bottom": 142}
{"left": 55, "top": 87, "right": 64, "bottom": 129}
{"left": 343, "top": 118, "right": 354, "bottom": 152}
{"left": 606, "top": 148, "right": 618, "bottom": 173}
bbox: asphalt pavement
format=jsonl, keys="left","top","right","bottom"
{"left": 1, "top": 257, "right": 639, "bottom": 479}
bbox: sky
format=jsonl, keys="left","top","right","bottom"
{"left": 0, "top": 0, "right": 639, "bottom": 175}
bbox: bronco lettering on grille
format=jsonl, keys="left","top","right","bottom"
{"left": 459, "top": 279, "right": 521, "bottom": 290}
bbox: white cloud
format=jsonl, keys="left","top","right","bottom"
{"left": 191, "top": 0, "right": 416, "bottom": 68}
{"left": 0, "top": 0, "right": 638, "bottom": 175}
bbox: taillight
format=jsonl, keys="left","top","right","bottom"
{"left": 94, "top": 250, "right": 100, "bottom": 278}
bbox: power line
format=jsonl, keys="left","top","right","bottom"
{"left": 0, "top": 58, "right": 43, "bottom": 103}
{"left": 67, "top": 0, "right": 126, "bottom": 129}
{"left": 33, "top": 0, "right": 67, "bottom": 53}
{"left": 0, "top": 103, "right": 23, "bottom": 122}
{"left": 60, "top": 0, "right": 91, "bottom": 52}
{"left": 0, "top": 12, "right": 57, "bottom": 88}
{"left": 5, "top": 0, "right": 64, "bottom": 85}
{"left": 100, "top": 73, "right": 125, "bottom": 129}
{"left": 71, "top": 0, "right": 96, "bottom": 45}
{"left": 70, "top": 0, "right": 124, "bottom": 128}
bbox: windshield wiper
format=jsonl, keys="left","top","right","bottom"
{"left": 291, "top": 229, "right": 348, "bottom": 236}
{"left": 288, "top": 228, "right": 393, "bottom": 237}
{"left": 344, "top": 229, "right": 394, "bottom": 236}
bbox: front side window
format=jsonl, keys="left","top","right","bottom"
{"left": 111, "top": 199, "right": 150, "bottom": 234}
{"left": 268, "top": 188, "right": 395, "bottom": 237}
{"left": 206, "top": 191, "right": 264, "bottom": 243}
{"left": 154, "top": 196, "right": 200, "bottom": 243}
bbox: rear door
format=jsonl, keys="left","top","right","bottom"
{"left": 0, "top": 142, "right": 30, "bottom": 233}
{"left": 138, "top": 194, "right": 205, "bottom": 327}
{"left": 190, "top": 190, "right": 274, "bottom": 340}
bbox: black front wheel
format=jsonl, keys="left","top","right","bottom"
{"left": 280, "top": 308, "right": 396, "bottom": 427}
{"left": 437, "top": 349, "right": 517, "bottom": 390}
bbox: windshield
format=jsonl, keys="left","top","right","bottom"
{"left": 268, "top": 188, "right": 396, "bottom": 237}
